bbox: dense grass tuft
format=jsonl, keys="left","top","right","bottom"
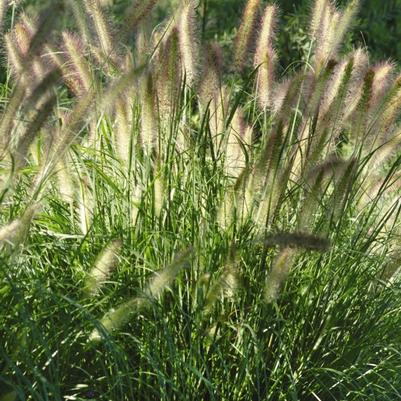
{"left": 1, "top": 1, "right": 401, "bottom": 400}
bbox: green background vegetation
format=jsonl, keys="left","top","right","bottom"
{"left": 200, "top": 0, "right": 401, "bottom": 67}
{"left": 16, "top": 0, "right": 401, "bottom": 65}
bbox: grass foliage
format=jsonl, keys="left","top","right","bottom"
{"left": 1, "top": 0, "right": 401, "bottom": 400}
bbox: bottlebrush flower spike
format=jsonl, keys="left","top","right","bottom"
{"left": 204, "top": 264, "right": 240, "bottom": 314}
{"left": 225, "top": 107, "right": 252, "bottom": 178}
{"left": 370, "top": 62, "right": 395, "bottom": 110}
{"left": 330, "top": 0, "right": 360, "bottom": 57}
{"left": 265, "top": 247, "right": 296, "bottom": 302}
{"left": 14, "top": 93, "right": 57, "bottom": 169}
{"left": 5, "top": 32, "right": 24, "bottom": 77}
{"left": 114, "top": 95, "right": 133, "bottom": 164}
{"left": 343, "top": 48, "right": 369, "bottom": 120}
{"left": 0, "top": 0, "right": 8, "bottom": 32}
{"left": 62, "top": 32, "right": 93, "bottom": 95}
{"left": 85, "top": 0, "right": 114, "bottom": 58}
{"left": 234, "top": 0, "right": 261, "bottom": 71}
{"left": 88, "top": 248, "right": 192, "bottom": 342}
{"left": 89, "top": 298, "right": 147, "bottom": 342}
{"left": 0, "top": 204, "right": 39, "bottom": 249}
{"left": 155, "top": 27, "right": 182, "bottom": 118}
{"left": 372, "top": 75, "right": 401, "bottom": 142}
{"left": 6, "top": 10, "right": 62, "bottom": 89}
{"left": 313, "top": 0, "right": 360, "bottom": 67}
{"left": 310, "top": 0, "right": 329, "bottom": 40}
{"left": 254, "top": 4, "right": 278, "bottom": 110}
{"left": 318, "top": 9, "right": 340, "bottom": 63}
{"left": 140, "top": 71, "right": 158, "bottom": 154}
{"left": 199, "top": 42, "right": 223, "bottom": 104}
{"left": 178, "top": 0, "right": 200, "bottom": 86}
{"left": 199, "top": 43, "right": 225, "bottom": 138}
{"left": 66, "top": 0, "right": 90, "bottom": 42}
{"left": 350, "top": 68, "right": 375, "bottom": 144}
{"left": 5, "top": 15, "right": 38, "bottom": 82}
{"left": 145, "top": 248, "right": 191, "bottom": 298}
{"left": 14, "top": 14, "right": 36, "bottom": 57}
{"left": 271, "top": 78, "right": 291, "bottom": 114}
{"left": 124, "top": 0, "right": 159, "bottom": 32}
{"left": 319, "top": 59, "right": 348, "bottom": 117}
{"left": 56, "top": 160, "right": 76, "bottom": 204}
{"left": 313, "top": 1, "right": 334, "bottom": 68}
{"left": 84, "top": 240, "right": 123, "bottom": 296}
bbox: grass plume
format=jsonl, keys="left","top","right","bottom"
{"left": 178, "top": 0, "right": 200, "bottom": 85}
{"left": 233, "top": 0, "right": 261, "bottom": 71}
{"left": 84, "top": 240, "right": 123, "bottom": 296}
{"left": 254, "top": 4, "right": 278, "bottom": 110}
{"left": 89, "top": 248, "right": 191, "bottom": 341}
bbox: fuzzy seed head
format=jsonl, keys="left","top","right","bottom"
{"left": 343, "top": 48, "right": 369, "bottom": 120}
{"left": 264, "top": 232, "right": 331, "bottom": 252}
{"left": 310, "top": 0, "right": 329, "bottom": 40}
{"left": 155, "top": 27, "right": 182, "bottom": 118}
{"left": 145, "top": 249, "right": 191, "bottom": 298}
{"left": 0, "top": 0, "right": 8, "bottom": 32}
{"left": 178, "top": 0, "right": 200, "bottom": 85}
{"left": 0, "top": 205, "right": 38, "bottom": 248}
{"left": 154, "top": 172, "right": 164, "bottom": 217}
{"left": 56, "top": 161, "right": 76, "bottom": 203}
{"left": 234, "top": 0, "right": 261, "bottom": 71}
{"left": 114, "top": 95, "right": 132, "bottom": 163}
{"left": 125, "top": 0, "right": 159, "bottom": 31}
{"left": 199, "top": 42, "right": 223, "bottom": 104}
{"left": 254, "top": 5, "right": 278, "bottom": 109}
{"left": 225, "top": 108, "right": 251, "bottom": 178}
{"left": 84, "top": 240, "right": 123, "bottom": 296}
{"left": 265, "top": 247, "right": 296, "bottom": 302}
{"left": 89, "top": 297, "right": 147, "bottom": 341}
{"left": 86, "top": 0, "right": 113, "bottom": 57}
{"left": 140, "top": 71, "right": 158, "bottom": 153}
{"left": 330, "top": 0, "right": 360, "bottom": 57}
{"left": 254, "top": 4, "right": 277, "bottom": 66}
{"left": 5, "top": 32, "right": 24, "bottom": 77}
{"left": 63, "top": 32, "right": 93, "bottom": 94}
{"left": 370, "top": 62, "right": 395, "bottom": 110}
{"left": 320, "top": 59, "right": 348, "bottom": 116}
{"left": 14, "top": 15, "right": 36, "bottom": 56}
{"left": 204, "top": 264, "right": 240, "bottom": 314}
{"left": 272, "top": 79, "right": 291, "bottom": 114}
{"left": 66, "top": 0, "right": 90, "bottom": 42}
{"left": 313, "top": 1, "right": 334, "bottom": 67}
{"left": 131, "top": 184, "right": 143, "bottom": 224}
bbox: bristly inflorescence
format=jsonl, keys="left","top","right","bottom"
{"left": 254, "top": 4, "right": 278, "bottom": 110}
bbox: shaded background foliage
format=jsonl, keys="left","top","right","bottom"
{"left": 11, "top": 0, "right": 401, "bottom": 67}
{"left": 280, "top": 0, "right": 401, "bottom": 63}
{"left": 200, "top": 0, "right": 401, "bottom": 68}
